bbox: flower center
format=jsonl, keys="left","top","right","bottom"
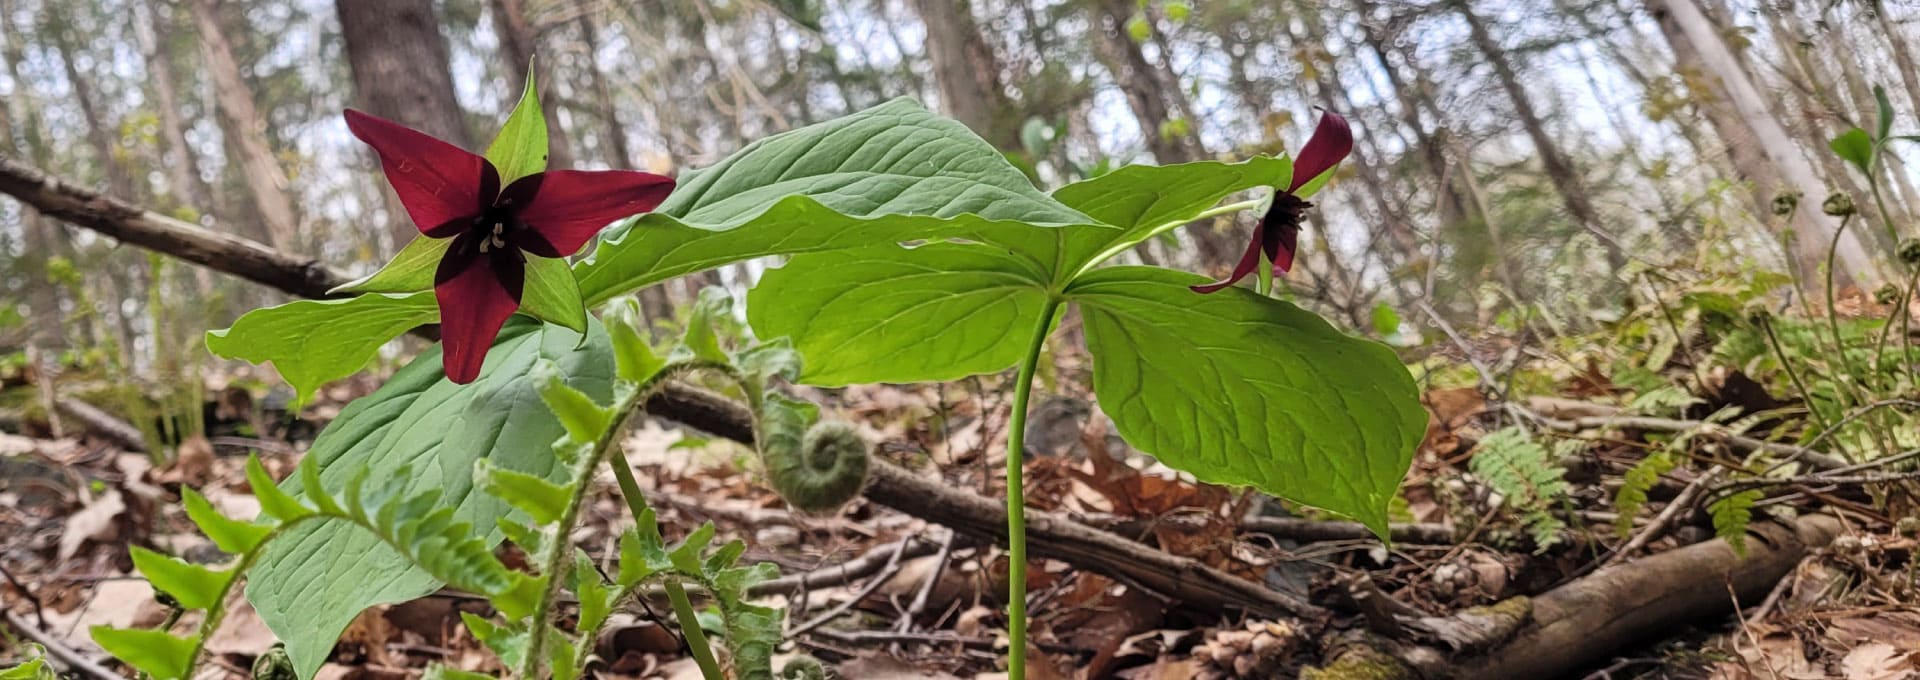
{"left": 471, "top": 206, "right": 524, "bottom": 254}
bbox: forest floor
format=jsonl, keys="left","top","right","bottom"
{"left": 2, "top": 306, "right": 1917, "bottom": 680}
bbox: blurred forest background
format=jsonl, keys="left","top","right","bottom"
{"left": 6, "top": 0, "right": 1920, "bottom": 377}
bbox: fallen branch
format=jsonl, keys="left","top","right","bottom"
{"left": 3, "top": 610, "right": 125, "bottom": 680}
{"left": 0, "top": 153, "right": 344, "bottom": 299}
{"left": 53, "top": 398, "right": 148, "bottom": 453}
{"left": 1306, "top": 513, "right": 1843, "bottom": 680}
{"left": 1, "top": 153, "right": 1320, "bottom": 622}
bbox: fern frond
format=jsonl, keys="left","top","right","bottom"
{"left": 1710, "top": 490, "right": 1762, "bottom": 557}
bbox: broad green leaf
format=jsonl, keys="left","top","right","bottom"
{"left": 130, "top": 547, "right": 233, "bottom": 610}
{"left": 748, "top": 242, "right": 1053, "bottom": 385}
{"left": 1831, "top": 127, "right": 1874, "bottom": 175}
{"left": 1048, "top": 157, "right": 1289, "bottom": 276}
{"left": 575, "top": 98, "right": 1097, "bottom": 305}
{"left": 486, "top": 66, "right": 548, "bottom": 185}
{"left": 246, "top": 320, "right": 614, "bottom": 679}
{"left": 181, "top": 488, "right": 272, "bottom": 554}
{"left": 332, "top": 236, "right": 449, "bottom": 295}
{"left": 474, "top": 460, "right": 572, "bottom": 526}
{"left": 89, "top": 628, "right": 199, "bottom": 680}
{"left": 520, "top": 255, "right": 588, "bottom": 335}
{"left": 207, "top": 294, "right": 437, "bottom": 405}
{"left": 1067, "top": 267, "right": 1424, "bottom": 534}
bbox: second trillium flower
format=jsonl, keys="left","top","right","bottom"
{"left": 341, "top": 74, "right": 673, "bottom": 384}
{"left": 1192, "top": 110, "right": 1353, "bottom": 294}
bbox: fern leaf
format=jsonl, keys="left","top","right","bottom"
{"left": 1710, "top": 490, "right": 1762, "bottom": 557}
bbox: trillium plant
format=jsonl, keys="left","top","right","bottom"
{"left": 92, "top": 70, "right": 1423, "bottom": 680}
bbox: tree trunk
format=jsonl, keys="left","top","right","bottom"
{"left": 134, "top": 0, "right": 214, "bottom": 216}
{"left": 909, "top": 0, "right": 1018, "bottom": 149}
{"left": 491, "top": 0, "right": 575, "bottom": 169}
{"left": 1454, "top": 0, "right": 1624, "bottom": 271}
{"left": 188, "top": 0, "right": 299, "bottom": 252}
{"left": 337, "top": 0, "right": 472, "bottom": 252}
{"left": 577, "top": 12, "right": 634, "bottom": 169}
{"left": 0, "top": 1, "right": 64, "bottom": 350}
{"left": 1651, "top": 0, "right": 1881, "bottom": 286}
{"left": 1087, "top": 0, "right": 1203, "bottom": 164}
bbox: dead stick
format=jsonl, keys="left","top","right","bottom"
{"left": 3, "top": 610, "right": 125, "bottom": 680}
{"left": 53, "top": 398, "right": 148, "bottom": 453}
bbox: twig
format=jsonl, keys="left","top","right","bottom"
{"left": 1521, "top": 408, "right": 1850, "bottom": 471}
{"left": 0, "top": 563, "right": 45, "bottom": 627}
{"left": 788, "top": 538, "right": 911, "bottom": 636}
{"left": 1598, "top": 467, "right": 1723, "bottom": 569}
{"left": 3, "top": 610, "right": 124, "bottom": 680}
{"left": 895, "top": 530, "right": 955, "bottom": 633}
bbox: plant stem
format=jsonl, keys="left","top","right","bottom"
{"left": 1759, "top": 315, "right": 1835, "bottom": 435}
{"left": 610, "top": 444, "right": 725, "bottom": 680}
{"left": 1003, "top": 298, "right": 1062, "bottom": 679}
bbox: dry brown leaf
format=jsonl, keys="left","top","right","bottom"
{"left": 58, "top": 487, "right": 125, "bottom": 561}
{"left": 1842, "top": 642, "right": 1916, "bottom": 680}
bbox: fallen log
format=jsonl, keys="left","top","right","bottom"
{"left": 1304, "top": 513, "right": 1842, "bottom": 679}
{"left": 54, "top": 397, "right": 147, "bottom": 453}
{"left": 1, "top": 151, "right": 1323, "bottom": 622}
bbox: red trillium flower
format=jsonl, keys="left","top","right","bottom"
{"left": 345, "top": 109, "right": 674, "bottom": 383}
{"left": 1192, "top": 110, "right": 1353, "bottom": 294}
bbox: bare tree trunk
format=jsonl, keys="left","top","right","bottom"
{"left": 1087, "top": 0, "right": 1203, "bottom": 164}
{"left": 577, "top": 13, "right": 634, "bottom": 169}
{"left": 909, "top": 0, "right": 1018, "bottom": 149}
{"left": 1354, "top": 2, "right": 1470, "bottom": 232}
{"left": 134, "top": 0, "right": 214, "bottom": 216}
{"left": 1652, "top": 0, "right": 1880, "bottom": 285}
{"left": 491, "top": 0, "right": 575, "bottom": 169}
{"left": 337, "top": 0, "right": 472, "bottom": 252}
{"left": 1453, "top": 0, "right": 1624, "bottom": 271}
{"left": 188, "top": 0, "right": 299, "bottom": 252}
{"left": 1870, "top": 0, "right": 1920, "bottom": 121}
{"left": 0, "top": 1, "right": 64, "bottom": 351}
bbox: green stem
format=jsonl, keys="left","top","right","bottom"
{"left": 1759, "top": 315, "right": 1836, "bottom": 435}
{"left": 1003, "top": 297, "right": 1062, "bottom": 679}
{"left": 610, "top": 444, "right": 725, "bottom": 680}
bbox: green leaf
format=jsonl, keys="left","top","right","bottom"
{"left": 422, "top": 665, "right": 496, "bottom": 680}
{"left": 245, "top": 320, "right": 614, "bottom": 679}
{"left": 1710, "top": 489, "right": 1762, "bottom": 557}
{"left": 1830, "top": 127, "right": 1875, "bottom": 175}
{"left": 89, "top": 627, "right": 199, "bottom": 680}
{"left": 1047, "top": 157, "right": 1290, "bottom": 276}
{"left": 748, "top": 242, "right": 1052, "bottom": 385}
{"left": 181, "top": 488, "right": 273, "bottom": 554}
{"left": 617, "top": 511, "right": 668, "bottom": 586}
{"left": 0, "top": 646, "right": 56, "bottom": 680}
{"left": 1876, "top": 84, "right": 1894, "bottom": 141}
{"left": 486, "top": 65, "right": 548, "bottom": 186}
{"left": 1126, "top": 14, "right": 1151, "bottom": 42}
{"left": 130, "top": 547, "right": 233, "bottom": 611}
{"left": 573, "top": 551, "right": 614, "bottom": 633}
{"left": 519, "top": 256, "right": 587, "bottom": 335}
{"left": 668, "top": 522, "right": 716, "bottom": 573}
{"left": 246, "top": 455, "right": 312, "bottom": 522}
{"left": 332, "top": 236, "right": 449, "bottom": 295}
{"left": 684, "top": 287, "right": 734, "bottom": 364}
{"left": 536, "top": 370, "right": 612, "bottom": 442}
{"left": 607, "top": 306, "right": 666, "bottom": 384}
{"left": 1067, "top": 267, "right": 1424, "bottom": 534}
{"left": 207, "top": 294, "right": 438, "bottom": 406}
{"left": 474, "top": 460, "right": 572, "bottom": 526}
{"left": 574, "top": 98, "right": 1097, "bottom": 305}
{"left": 460, "top": 612, "right": 530, "bottom": 670}
{"left": 1370, "top": 302, "right": 1401, "bottom": 337}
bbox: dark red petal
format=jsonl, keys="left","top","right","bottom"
{"left": 1286, "top": 110, "right": 1354, "bottom": 193}
{"left": 1191, "top": 224, "right": 1266, "bottom": 294}
{"left": 1264, "top": 222, "right": 1298, "bottom": 274}
{"left": 345, "top": 109, "right": 492, "bottom": 234}
{"left": 434, "top": 245, "right": 525, "bottom": 384}
{"left": 513, "top": 170, "right": 675, "bottom": 257}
